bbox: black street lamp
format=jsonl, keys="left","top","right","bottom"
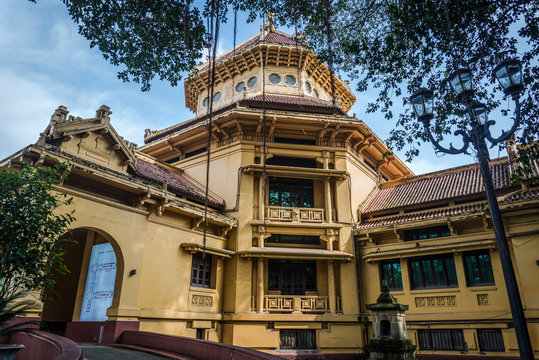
{"left": 410, "top": 58, "right": 535, "bottom": 360}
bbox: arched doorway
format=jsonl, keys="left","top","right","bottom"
{"left": 41, "top": 228, "right": 122, "bottom": 336}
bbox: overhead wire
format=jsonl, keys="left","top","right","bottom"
{"left": 202, "top": 0, "right": 221, "bottom": 260}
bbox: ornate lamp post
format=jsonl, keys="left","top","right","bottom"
{"left": 410, "top": 59, "right": 534, "bottom": 360}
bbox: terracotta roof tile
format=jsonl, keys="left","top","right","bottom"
{"left": 244, "top": 94, "right": 344, "bottom": 114}
{"left": 144, "top": 95, "right": 342, "bottom": 144}
{"left": 500, "top": 189, "right": 539, "bottom": 204}
{"left": 135, "top": 159, "right": 224, "bottom": 208}
{"left": 361, "top": 160, "right": 512, "bottom": 214}
{"left": 357, "top": 202, "right": 486, "bottom": 229}
{"left": 201, "top": 31, "right": 302, "bottom": 70}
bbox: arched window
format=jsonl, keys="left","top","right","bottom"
{"left": 202, "top": 97, "right": 209, "bottom": 107}
{"left": 313, "top": 89, "right": 319, "bottom": 98}
{"left": 213, "top": 92, "right": 221, "bottom": 102}
{"left": 305, "top": 81, "right": 312, "bottom": 93}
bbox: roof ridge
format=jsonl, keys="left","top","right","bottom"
{"left": 379, "top": 156, "right": 509, "bottom": 189}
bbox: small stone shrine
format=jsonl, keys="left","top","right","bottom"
{"left": 365, "top": 281, "right": 416, "bottom": 360}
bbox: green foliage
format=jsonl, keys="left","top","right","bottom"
{"left": 0, "top": 163, "right": 75, "bottom": 303}
{"left": 60, "top": 0, "right": 207, "bottom": 91}
{"left": 0, "top": 290, "right": 40, "bottom": 337}
{"left": 30, "top": 1, "right": 538, "bottom": 161}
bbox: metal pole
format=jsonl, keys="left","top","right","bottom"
{"left": 472, "top": 132, "right": 535, "bottom": 360}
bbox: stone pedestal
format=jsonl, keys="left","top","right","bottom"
{"left": 365, "top": 282, "right": 416, "bottom": 360}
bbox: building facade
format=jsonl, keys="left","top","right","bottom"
{"left": 2, "top": 21, "right": 537, "bottom": 358}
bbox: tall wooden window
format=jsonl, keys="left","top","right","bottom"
{"left": 418, "top": 329, "right": 466, "bottom": 351}
{"left": 268, "top": 260, "right": 316, "bottom": 295}
{"left": 463, "top": 250, "right": 495, "bottom": 286}
{"left": 280, "top": 329, "right": 316, "bottom": 349}
{"left": 269, "top": 177, "right": 314, "bottom": 208}
{"left": 409, "top": 254, "right": 457, "bottom": 289}
{"left": 191, "top": 252, "right": 212, "bottom": 288}
{"left": 380, "top": 260, "right": 403, "bottom": 291}
{"left": 477, "top": 329, "right": 504, "bottom": 352}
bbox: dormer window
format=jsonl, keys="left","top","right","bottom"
{"left": 236, "top": 82, "right": 245, "bottom": 92}
{"left": 269, "top": 74, "right": 281, "bottom": 84}
{"left": 285, "top": 75, "right": 296, "bottom": 86}
{"left": 202, "top": 97, "right": 209, "bottom": 107}
{"left": 248, "top": 76, "right": 257, "bottom": 88}
{"left": 305, "top": 81, "right": 312, "bottom": 93}
{"left": 213, "top": 92, "right": 221, "bottom": 102}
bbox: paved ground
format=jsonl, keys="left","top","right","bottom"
{"left": 81, "top": 345, "right": 169, "bottom": 360}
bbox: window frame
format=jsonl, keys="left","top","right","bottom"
{"left": 280, "top": 329, "right": 316, "bottom": 349}
{"left": 190, "top": 252, "right": 212, "bottom": 288}
{"left": 408, "top": 254, "right": 458, "bottom": 290}
{"left": 379, "top": 259, "right": 403, "bottom": 291}
{"left": 477, "top": 329, "right": 505, "bottom": 352}
{"left": 268, "top": 177, "right": 314, "bottom": 208}
{"left": 463, "top": 250, "right": 495, "bottom": 287}
{"left": 404, "top": 225, "right": 451, "bottom": 241}
{"left": 268, "top": 260, "right": 317, "bottom": 295}
{"left": 418, "top": 329, "right": 466, "bottom": 351}
{"left": 269, "top": 73, "right": 281, "bottom": 84}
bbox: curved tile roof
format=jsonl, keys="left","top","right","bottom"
{"left": 361, "top": 159, "right": 512, "bottom": 214}
{"left": 135, "top": 159, "right": 224, "bottom": 208}
{"left": 357, "top": 202, "right": 485, "bottom": 229}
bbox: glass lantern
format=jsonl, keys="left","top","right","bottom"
{"left": 410, "top": 88, "right": 434, "bottom": 123}
{"left": 448, "top": 68, "right": 474, "bottom": 99}
{"left": 469, "top": 101, "right": 488, "bottom": 125}
{"left": 493, "top": 58, "right": 524, "bottom": 97}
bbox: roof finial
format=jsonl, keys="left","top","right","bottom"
{"left": 262, "top": 12, "right": 276, "bottom": 36}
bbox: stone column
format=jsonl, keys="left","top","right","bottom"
{"left": 324, "top": 177, "right": 333, "bottom": 224}
{"left": 259, "top": 175, "right": 265, "bottom": 220}
{"left": 327, "top": 260, "right": 336, "bottom": 313}
{"left": 257, "top": 259, "right": 264, "bottom": 312}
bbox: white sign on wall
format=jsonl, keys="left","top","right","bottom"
{"left": 80, "top": 242, "right": 117, "bottom": 322}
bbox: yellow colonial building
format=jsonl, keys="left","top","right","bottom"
{"left": 2, "top": 21, "right": 538, "bottom": 359}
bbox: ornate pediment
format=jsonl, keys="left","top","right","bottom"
{"left": 39, "top": 105, "right": 137, "bottom": 172}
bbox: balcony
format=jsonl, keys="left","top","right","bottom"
{"left": 266, "top": 206, "right": 326, "bottom": 223}
{"left": 264, "top": 295, "right": 329, "bottom": 313}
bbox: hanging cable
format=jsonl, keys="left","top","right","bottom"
{"left": 323, "top": 0, "right": 338, "bottom": 110}
{"left": 261, "top": 16, "right": 268, "bottom": 229}
{"left": 202, "top": 0, "right": 221, "bottom": 259}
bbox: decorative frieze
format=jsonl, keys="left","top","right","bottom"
{"left": 415, "top": 296, "right": 456, "bottom": 307}
{"left": 192, "top": 295, "right": 213, "bottom": 306}
{"left": 477, "top": 294, "right": 489, "bottom": 305}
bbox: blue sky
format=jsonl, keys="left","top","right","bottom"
{"left": 0, "top": 0, "right": 515, "bottom": 175}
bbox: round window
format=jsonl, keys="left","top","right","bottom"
{"left": 213, "top": 92, "right": 221, "bottom": 102}
{"left": 248, "top": 76, "right": 257, "bottom": 88}
{"left": 202, "top": 97, "right": 209, "bottom": 107}
{"left": 236, "top": 82, "right": 245, "bottom": 92}
{"left": 269, "top": 74, "right": 281, "bottom": 84}
{"left": 285, "top": 75, "right": 296, "bottom": 86}
{"left": 305, "top": 81, "right": 312, "bottom": 93}
{"left": 313, "top": 89, "right": 319, "bottom": 98}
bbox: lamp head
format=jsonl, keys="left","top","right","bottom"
{"left": 469, "top": 101, "right": 488, "bottom": 126}
{"left": 449, "top": 68, "right": 474, "bottom": 100}
{"left": 493, "top": 58, "right": 524, "bottom": 98}
{"left": 410, "top": 88, "right": 434, "bottom": 124}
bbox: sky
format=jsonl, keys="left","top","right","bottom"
{"left": 0, "top": 0, "right": 517, "bottom": 175}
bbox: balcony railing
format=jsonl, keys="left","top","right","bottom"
{"left": 264, "top": 295, "right": 329, "bottom": 313}
{"left": 266, "top": 206, "right": 325, "bottom": 223}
